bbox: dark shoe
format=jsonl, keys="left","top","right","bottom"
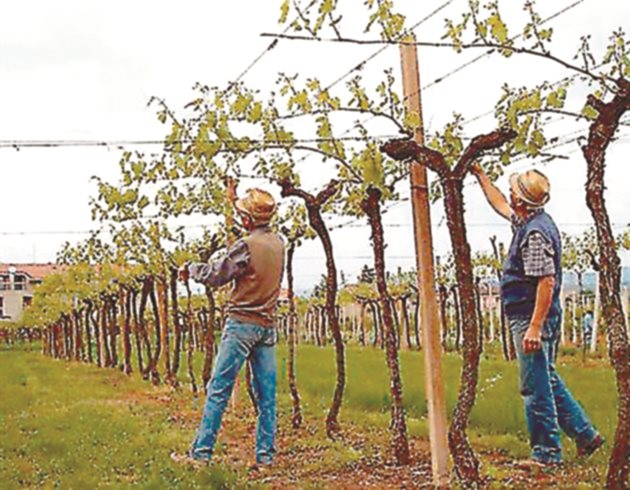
{"left": 577, "top": 433, "right": 605, "bottom": 458}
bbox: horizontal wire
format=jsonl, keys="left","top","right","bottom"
{"left": 0, "top": 134, "right": 403, "bottom": 150}
{"left": 323, "top": 0, "right": 454, "bottom": 92}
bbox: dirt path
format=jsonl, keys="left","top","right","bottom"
{"left": 129, "top": 387, "right": 605, "bottom": 489}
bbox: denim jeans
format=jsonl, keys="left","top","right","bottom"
{"left": 510, "top": 315, "right": 598, "bottom": 463}
{"left": 191, "top": 319, "right": 277, "bottom": 464}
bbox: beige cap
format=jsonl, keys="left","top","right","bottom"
{"left": 509, "top": 169, "right": 550, "bottom": 208}
{"left": 234, "top": 188, "right": 277, "bottom": 225}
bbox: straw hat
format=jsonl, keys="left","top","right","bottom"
{"left": 509, "top": 169, "right": 550, "bottom": 208}
{"left": 234, "top": 188, "right": 277, "bottom": 225}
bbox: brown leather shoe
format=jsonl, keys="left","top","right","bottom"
{"left": 577, "top": 433, "right": 605, "bottom": 458}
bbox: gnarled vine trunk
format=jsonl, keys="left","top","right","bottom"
{"left": 286, "top": 241, "right": 303, "bottom": 428}
{"left": 443, "top": 179, "right": 481, "bottom": 483}
{"left": 382, "top": 127, "right": 516, "bottom": 485}
{"left": 581, "top": 83, "right": 630, "bottom": 490}
{"left": 139, "top": 276, "right": 158, "bottom": 383}
{"left": 130, "top": 288, "right": 144, "bottom": 376}
{"left": 280, "top": 178, "right": 345, "bottom": 438}
{"left": 119, "top": 286, "right": 133, "bottom": 375}
{"left": 490, "top": 236, "right": 512, "bottom": 361}
{"left": 84, "top": 301, "right": 93, "bottom": 363}
{"left": 362, "top": 187, "right": 410, "bottom": 465}
{"left": 155, "top": 275, "right": 174, "bottom": 385}
{"left": 201, "top": 290, "right": 216, "bottom": 391}
{"left": 169, "top": 269, "right": 182, "bottom": 383}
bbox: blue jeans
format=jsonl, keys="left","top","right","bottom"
{"left": 191, "top": 319, "right": 277, "bottom": 464}
{"left": 510, "top": 315, "right": 598, "bottom": 463}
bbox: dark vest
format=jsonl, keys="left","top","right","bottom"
{"left": 228, "top": 228, "right": 285, "bottom": 328}
{"left": 501, "top": 211, "right": 562, "bottom": 319}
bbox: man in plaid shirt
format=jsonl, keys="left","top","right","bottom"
{"left": 472, "top": 165, "right": 603, "bottom": 467}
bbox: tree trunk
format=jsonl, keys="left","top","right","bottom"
{"left": 169, "top": 269, "right": 182, "bottom": 384}
{"left": 182, "top": 279, "right": 198, "bottom": 395}
{"left": 130, "top": 288, "right": 144, "bottom": 375}
{"left": 443, "top": 178, "right": 481, "bottom": 485}
{"left": 107, "top": 298, "right": 118, "bottom": 368}
{"left": 119, "top": 287, "right": 133, "bottom": 375}
{"left": 202, "top": 287, "right": 216, "bottom": 391}
{"left": 362, "top": 187, "right": 410, "bottom": 465}
{"left": 100, "top": 303, "right": 111, "bottom": 367}
{"left": 63, "top": 315, "right": 71, "bottom": 360}
{"left": 72, "top": 310, "right": 83, "bottom": 362}
{"left": 156, "top": 276, "right": 174, "bottom": 385}
{"left": 582, "top": 83, "right": 630, "bottom": 489}
{"left": 139, "top": 276, "right": 157, "bottom": 382}
{"left": 286, "top": 242, "right": 303, "bottom": 428}
{"left": 84, "top": 302, "right": 93, "bottom": 363}
{"left": 280, "top": 178, "right": 345, "bottom": 438}
{"left": 93, "top": 306, "right": 102, "bottom": 367}
{"left": 148, "top": 278, "right": 162, "bottom": 384}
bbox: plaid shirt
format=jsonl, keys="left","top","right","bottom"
{"left": 189, "top": 239, "right": 250, "bottom": 287}
{"left": 511, "top": 210, "right": 556, "bottom": 277}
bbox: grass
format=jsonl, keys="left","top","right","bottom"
{"left": 276, "top": 343, "right": 616, "bottom": 465}
{"left": 0, "top": 341, "right": 616, "bottom": 488}
{"left": 0, "top": 347, "right": 242, "bottom": 489}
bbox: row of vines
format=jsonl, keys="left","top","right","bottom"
{"left": 17, "top": 1, "right": 629, "bottom": 487}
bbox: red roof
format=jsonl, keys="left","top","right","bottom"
{"left": 0, "top": 263, "right": 67, "bottom": 280}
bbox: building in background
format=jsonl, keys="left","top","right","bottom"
{"left": 0, "top": 264, "right": 65, "bottom": 321}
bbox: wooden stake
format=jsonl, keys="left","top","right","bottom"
{"left": 399, "top": 38, "right": 449, "bottom": 488}
{"left": 225, "top": 177, "right": 241, "bottom": 409}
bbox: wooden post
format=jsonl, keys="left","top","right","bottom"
{"left": 400, "top": 38, "right": 449, "bottom": 488}
{"left": 225, "top": 177, "right": 241, "bottom": 408}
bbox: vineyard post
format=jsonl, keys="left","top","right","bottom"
{"left": 399, "top": 39, "right": 449, "bottom": 487}
{"left": 225, "top": 177, "right": 241, "bottom": 409}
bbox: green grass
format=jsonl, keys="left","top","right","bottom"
{"left": 0, "top": 347, "right": 242, "bottom": 489}
{"left": 0, "top": 341, "right": 616, "bottom": 488}
{"left": 276, "top": 343, "right": 616, "bottom": 465}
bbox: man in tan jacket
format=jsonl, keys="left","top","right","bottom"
{"left": 173, "top": 188, "right": 284, "bottom": 467}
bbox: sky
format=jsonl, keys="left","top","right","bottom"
{"left": 0, "top": 0, "right": 628, "bottom": 292}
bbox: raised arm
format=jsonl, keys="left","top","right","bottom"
{"left": 186, "top": 240, "right": 250, "bottom": 288}
{"left": 471, "top": 163, "right": 511, "bottom": 220}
